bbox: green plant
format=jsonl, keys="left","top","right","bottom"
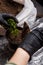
{"left": 7, "top": 19, "right": 19, "bottom": 37}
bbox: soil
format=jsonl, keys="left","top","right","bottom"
{"left": 0, "top": 0, "right": 23, "bottom": 15}
{"left": 7, "top": 28, "right": 23, "bottom": 44}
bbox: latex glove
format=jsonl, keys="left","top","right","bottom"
{"left": 16, "top": 0, "right": 37, "bottom": 30}
{"left": 19, "top": 27, "right": 43, "bottom": 57}
{"left": 19, "top": 18, "right": 43, "bottom": 57}
{"left": 0, "top": 13, "right": 18, "bottom": 29}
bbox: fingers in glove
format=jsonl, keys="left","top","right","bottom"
{"left": 2, "top": 13, "right": 18, "bottom": 23}
{"left": 0, "top": 17, "right": 10, "bottom": 28}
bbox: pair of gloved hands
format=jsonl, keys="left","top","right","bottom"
{"left": 0, "top": 13, "right": 43, "bottom": 59}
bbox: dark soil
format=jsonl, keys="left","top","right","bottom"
{"left": 0, "top": 0, "right": 23, "bottom": 15}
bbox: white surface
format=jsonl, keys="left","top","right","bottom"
{"left": 28, "top": 47, "right": 43, "bottom": 65}
{"left": 16, "top": 0, "right": 37, "bottom": 30}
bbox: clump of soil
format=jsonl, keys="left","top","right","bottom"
{"left": 8, "top": 29, "right": 23, "bottom": 44}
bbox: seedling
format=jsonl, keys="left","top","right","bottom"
{"left": 7, "top": 19, "right": 19, "bottom": 37}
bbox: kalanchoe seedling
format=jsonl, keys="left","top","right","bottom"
{"left": 7, "top": 19, "right": 19, "bottom": 37}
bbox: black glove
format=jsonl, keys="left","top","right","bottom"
{"left": 0, "top": 13, "right": 18, "bottom": 29}
{"left": 19, "top": 28, "right": 43, "bottom": 57}
{"left": 36, "top": 0, "right": 43, "bottom": 6}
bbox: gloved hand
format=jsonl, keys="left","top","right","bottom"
{"left": 19, "top": 27, "right": 43, "bottom": 57}
{"left": 0, "top": 13, "right": 18, "bottom": 29}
